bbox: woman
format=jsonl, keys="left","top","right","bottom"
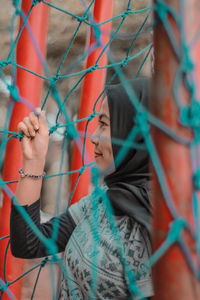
{"left": 10, "top": 77, "right": 153, "bottom": 299}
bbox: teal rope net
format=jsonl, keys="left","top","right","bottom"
{"left": 0, "top": 0, "right": 199, "bottom": 299}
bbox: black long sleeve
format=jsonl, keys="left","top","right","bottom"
{"left": 10, "top": 199, "right": 76, "bottom": 258}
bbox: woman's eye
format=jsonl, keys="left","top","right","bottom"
{"left": 99, "top": 121, "right": 106, "bottom": 128}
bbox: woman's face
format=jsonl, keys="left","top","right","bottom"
{"left": 90, "top": 98, "right": 115, "bottom": 172}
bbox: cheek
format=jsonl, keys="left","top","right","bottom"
{"left": 106, "top": 143, "right": 113, "bottom": 157}
{"left": 102, "top": 141, "right": 114, "bottom": 171}
{"left": 101, "top": 133, "right": 113, "bottom": 160}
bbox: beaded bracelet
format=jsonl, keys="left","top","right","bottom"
{"left": 18, "top": 168, "right": 46, "bottom": 179}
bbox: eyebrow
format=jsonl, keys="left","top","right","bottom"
{"left": 98, "top": 113, "right": 110, "bottom": 121}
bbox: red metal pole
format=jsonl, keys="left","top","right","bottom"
{"left": 70, "top": 0, "right": 114, "bottom": 204}
{"left": 0, "top": 1, "right": 49, "bottom": 299}
{"left": 152, "top": 0, "right": 200, "bottom": 299}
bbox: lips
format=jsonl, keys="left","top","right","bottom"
{"left": 94, "top": 151, "right": 102, "bottom": 158}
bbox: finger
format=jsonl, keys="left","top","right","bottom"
{"left": 33, "top": 107, "right": 49, "bottom": 137}
{"left": 29, "top": 112, "right": 40, "bottom": 131}
{"left": 34, "top": 107, "right": 46, "bottom": 123}
{"left": 17, "top": 121, "right": 31, "bottom": 138}
{"left": 34, "top": 107, "right": 42, "bottom": 118}
{"left": 23, "top": 117, "right": 36, "bottom": 137}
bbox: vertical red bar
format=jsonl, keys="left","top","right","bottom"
{"left": 152, "top": 0, "right": 200, "bottom": 299}
{"left": 0, "top": 1, "right": 49, "bottom": 299}
{"left": 70, "top": 0, "right": 114, "bottom": 204}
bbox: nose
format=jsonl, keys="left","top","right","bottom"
{"left": 90, "top": 129, "right": 99, "bottom": 145}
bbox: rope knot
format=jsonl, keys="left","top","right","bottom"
{"left": 49, "top": 125, "right": 58, "bottom": 135}
{"left": 13, "top": 132, "right": 22, "bottom": 140}
{"left": 50, "top": 74, "right": 59, "bottom": 86}
{"left": 193, "top": 169, "right": 200, "bottom": 190}
{"left": 88, "top": 64, "right": 98, "bottom": 73}
{"left": 8, "top": 85, "right": 20, "bottom": 102}
{"left": 121, "top": 57, "right": 129, "bottom": 67}
{"left": 80, "top": 166, "right": 86, "bottom": 175}
{"left": 0, "top": 281, "right": 10, "bottom": 292}
{"left": 15, "top": 8, "right": 21, "bottom": 15}
{"left": 32, "top": 0, "right": 41, "bottom": 6}
{"left": 41, "top": 257, "right": 48, "bottom": 267}
{"left": 0, "top": 60, "right": 9, "bottom": 68}
{"left": 77, "top": 14, "right": 88, "bottom": 22}
{"left": 181, "top": 48, "right": 194, "bottom": 73}
{"left": 88, "top": 113, "right": 96, "bottom": 121}
{"left": 122, "top": 9, "right": 131, "bottom": 18}
{"left": 168, "top": 218, "right": 187, "bottom": 243}
{"left": 180, "top": 102, "right": 200, "bottom": 134}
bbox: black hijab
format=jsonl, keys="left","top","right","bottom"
{"left": 104, "top": 77, "right": 152, "bottom": 233}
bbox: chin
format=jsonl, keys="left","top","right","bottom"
{"left": 95, "top": 161, "right": 106, "bottom": 173}
{"left": 96, "top": 164, "right": 115, "bottom": 177}
{"left": 95, "top": 163, "right": 104, "bottom": 172}
{"left": 95, "top": 158, "right": 115, "bottom": 175}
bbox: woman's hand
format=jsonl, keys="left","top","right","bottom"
{"left": 17, "top": 107, "right": 49, "bottom": 162}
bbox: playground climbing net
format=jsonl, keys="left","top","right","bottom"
{"left": 0, "top": 0, "right": 199, "bottom": 299}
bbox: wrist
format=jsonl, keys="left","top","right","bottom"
{"left": 23, "top": 159, "right": 45, "bottom": 174}
{"left": 19, "top": 168, "right": 46, "bottom": 179}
